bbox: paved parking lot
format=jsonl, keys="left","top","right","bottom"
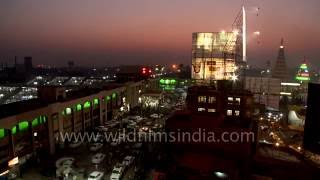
{"left": 16, "top": 90, "right": 186, "bottom": 180}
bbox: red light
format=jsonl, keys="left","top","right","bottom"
{"left": 142, "top": 67, "right": 146, "bottom": 71}
{"left": 142, "top": 70, "right": 146, "bottom": 74}
{"left": 149, "top": 70, "right": 152, "bottom": 73}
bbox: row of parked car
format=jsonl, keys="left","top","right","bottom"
{"left": 62, "top": 115, "right": 153, "bottom": 179}
{"left": 110, "top": 155, "right": 135, "bottom": 180}
{"left": 87, "top": 155, "right": 135, "bottom": 180}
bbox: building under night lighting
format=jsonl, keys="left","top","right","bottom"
{"left": 191, "top": 32, "right": 243, "bottom": 82}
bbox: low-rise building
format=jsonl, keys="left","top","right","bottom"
{"left": 0, "top": 79, "right": 158, "bottom": 174}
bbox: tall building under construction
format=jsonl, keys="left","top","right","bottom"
{"left": 191, "top": 7, "right": 246, "bottom": 82}
{"left": 272, "top": 38, "right": 289, "bottom": 82}
{"left": 191, "top": 32, "right": 239, "bottom": 81}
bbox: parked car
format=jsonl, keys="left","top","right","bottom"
{"left": 93, "top": 134, "right": 105, "bottom": 143}
{"left": 110, "top": 141, "right": 120, "bottom": 147}
{"left": 55, "top": 157, "right": 75, "bottom": 178}
{"left": 127, "top": 121, "right": 137, "bottom": 129}
{"left": 122, "top": 156, "right": 135, "bottom": 166}
{"left": 110, "top": 135, "right": 125, "bottom": 146}
{"left": 105, "top": 121, "right": 120, "bottom": 128}
{"left": 150, "top": 114, "right": 161, "bottom": 119}
{"left": 139, "top": 126, "right": 150, "bottom": 132}
{"left": 55, "top": 157, "right": 75, "bottom": 168}
{"left": 69, "top": 140, "right": 82, "bottom": 148}
{"left": 95, "top": 126, "right": 109, "bottom": 132}
{"left": 91, "top": 153, "right": 106, "bottom": 164}
{"left": 110, "top": 165, "right": 124, "bottom": 180}
{"left": 122, "top": 118, "right": 130, "bottom": 123}
{"left": 88, "top": 171, "right": 104, "bottom": 180}
{"left": 89, "top": 143, "right": 103, "bottom": 151}
{"left": 56, "top": 166, "right": 72, "bottom": 178}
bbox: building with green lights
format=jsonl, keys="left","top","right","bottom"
{"left": 0, "top": 78, "right": 159, "bottom": 174}
{"left": 295, "top": 61, "right": 311, "bottom": 82}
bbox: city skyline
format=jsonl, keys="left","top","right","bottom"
{"left": 0, "top": 0, "right": 320, "bottom": 68}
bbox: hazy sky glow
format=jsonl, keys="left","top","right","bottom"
{"left": 0, "top": 0, "right": 319, "bottom": 68}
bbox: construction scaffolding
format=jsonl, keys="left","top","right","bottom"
{"left": 191, "top": 7, "right": 246, "bottom": 83}
{"left": 191, "top": 31, "right": 241, "bottom": 82}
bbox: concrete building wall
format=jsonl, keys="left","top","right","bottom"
{"left": 245, "top": 77, "right": 281, "bottom": 110}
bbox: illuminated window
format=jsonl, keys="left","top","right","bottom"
{"left": 228, "top": 97, "right": 233, "bottom": 101}
{"left": 76, "top": 104, "right": 82, "bottom": 111}
{"left": 112, "top": 93, "right": 117, "bottom": 99}
{"left": 235, "top": 98, "right": 241, "bottom": 105}
{"left": 106, "top": 96, "right": 111, "bottom": 101}
{"left": 32, "top": 118, "right": 39, "bottom": 127}
{"left": 208, "top": 96, "right": 216, "bottom": 103}
{"left": 0, "top": 129, "right": 6, "bottom": 139}
{"left": 198, "top": 96, "right": 206, "bottom": 103}
{"left": 235, "top": 110, "right": 240, "bottom": 116}
{"left": 18, "top": 121, "right": 29, "bottom": 132}
{"left": 227, "top": 110, "right": 232, "bottom": 116}
{"left": 11, "top": 126, "right": 17, "bottom": 135}
{"left": 65, "top": 107, "right": 72, "bottom": 115}
{"left": 84, "top": 101, "right": 91, "bottom": 109}
{"left": 198, "top": 107, "right": 206, "bottom": 112}
{"left": 40, "top": 116, "right": 47, "bottom": 124}
{"left": 208, "top": 109, "right": 216, "bottom": 113}
{"left": 93, "top": 98, "right": 99, "bottom": 105}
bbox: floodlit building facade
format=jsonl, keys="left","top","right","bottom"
{"left": 191, "top": 32, "right": 243, "bottom": 82}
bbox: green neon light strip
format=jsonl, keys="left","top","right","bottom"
{"left": 160, "top": 79, "right": 177, "bottom": 85}
{"left": 112, "top": 93, "right": 117, "bottom": 99}
{"left": 300, "top": 64, "right": 308, "bottom": 69}
{"left": 160, "top": 84, "right": 176, "bottom": 91}
{"left": 106, "top": 96, "right": 111, "bottom": 101}
{"left": 296, "top": 76, "right": 310, "bottom": 81}
{"left": 0, "top": 129, "right": 5, "bottom": 139}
